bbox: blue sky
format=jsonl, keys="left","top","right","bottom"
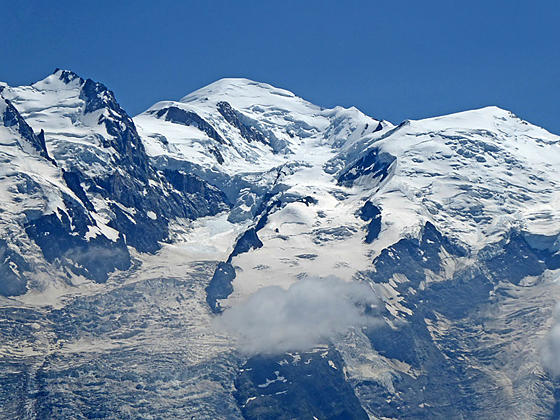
{"left": 1, "top": 1, "right": 558, "bottom": 133}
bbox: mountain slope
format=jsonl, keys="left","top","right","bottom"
{"left": 0, "top": 70, "right": 229, "bottom": 295}
{"left": 348, "top": 106, "right": 560, "bottom": 249}
{"left": 1, "top": 72, "right": 560, "bottom": 419}
{"left": 136, "top": 77, "right": 388, "bottom": 172}
{"left": 137, "top": 81, "right": 560, "bottom": 418}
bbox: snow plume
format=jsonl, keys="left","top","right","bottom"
{"left": 215, "top": 276, "right": 381, "bottom": 355}
{"left": 541, "top": 303, "right": 560, "bottom": 376}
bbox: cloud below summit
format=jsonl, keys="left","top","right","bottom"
{"left": 541, "top": 303, "right": 560, "bottom": 376}
{"left": 214, "top": 276, "right": 380, "bottom": 355}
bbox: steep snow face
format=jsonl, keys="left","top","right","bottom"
{"left": 0, "top": 97, "right": 66, "bottom": 238}
{"left": 345, "top": 106, "right": 560, "bottom": 252}
{"left": 135, "top": 78, "right": 389, "bottom": 175}
{"left": 0, "top": 96, "right": 124, "bottom": 295}
{"left": 0, "top": 98, "right": 68, "bottom": 218}
{"left": 2, "top": 70, "right": 122, "bottom": 178}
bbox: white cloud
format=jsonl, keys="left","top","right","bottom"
{"left": 214, "top": 276, "right": 380, "bottom": 355}
{"left": 541, "top": 303, "right": 560, "bottom": 376}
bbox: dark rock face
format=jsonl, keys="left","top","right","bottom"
{"left": 217, "top": 101, "right": 269, "bottom": 146}
{"left": 229, "top": 228, "right": 263, "bottom": 260}
{"left": 79, "top": 79, "right": 151, "bottom": 179}
{"left": 62, "top": 171, "right": 94, "bottom": 211}
{"left": 24, "top": 195, "right": 131, "bottom": 283}
{"left": 155, "top": 106, "right": 228, "bottom": 146}
{"left": 234, "top": 349, "right": 369, "bottom": 420}
{"left": 360, "top": 233, "right": 487, "bottom": 417}
{"left": 206, "top": 228, "right": 264, "bottom": 312}
{"left": 55, "top": 68, "right": 83, "bottom": 84}
{"left": 206, "top": 262, "right": 236, "bottom": 313}
{"left": 357, "top": 223, "right": 560, "bottom": 418}
{"left": 163, "top": 169, "right": 231, "bottom": 211}
{"left": 2, "top": 99, "right": 54, "bottom": 162}
{"left": 364, "top": 319, "right": 478, "bottom": 418}
{"left": 95, "top": 169, "right": 225, "bottom": 254}
{"left": 358, "top": 201, "right": 381, "bottom": 243}
{"left": 205, "top": 225, "right": 263, "bottom": 312}
{"left": 370, "top": 222, "right": 466, "bottom": 284}
{"left": 80, "top": 78, "right": 121, "bottom": 115}
{"left": 209, "top": 144, "right": 225, "bottom": 164}
{"left": 483, "top": 232, "right": 560, "bottom": 284}
{"left": 338, "top": 147, "right": 396, "bottom": 187}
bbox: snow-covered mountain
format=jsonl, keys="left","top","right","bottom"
{"left": 0, "top": 70, "right": 228, "bottom": 293}
{"left": 1, "top": 71, "right": 560, "bottom": 419}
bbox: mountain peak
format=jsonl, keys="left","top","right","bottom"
{"left": 411, "top": 105, "right": 559, "bottom": 140}
{"left": 30, "top": 68, "right": 84, "bottom": 91}
{"left": 52, "top": 68, "right": 83, "bottom": 84}
{"left": 180, "top": 77, "right": 301, "bottom": 107}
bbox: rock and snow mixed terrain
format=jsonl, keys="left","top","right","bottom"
{"left": 1, "top": 70, "right": 560, "bottom": 419}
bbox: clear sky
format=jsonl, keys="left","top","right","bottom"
{"left": 1, "top": 0, "right": 558, "bottom": 133}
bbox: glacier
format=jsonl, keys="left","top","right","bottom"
{"left": 0, "top": 70, "right": 559, "bottom": 419}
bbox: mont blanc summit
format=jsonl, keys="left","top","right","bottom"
{"left": 1, "top": 70, "right": 560, "bottom": 419}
